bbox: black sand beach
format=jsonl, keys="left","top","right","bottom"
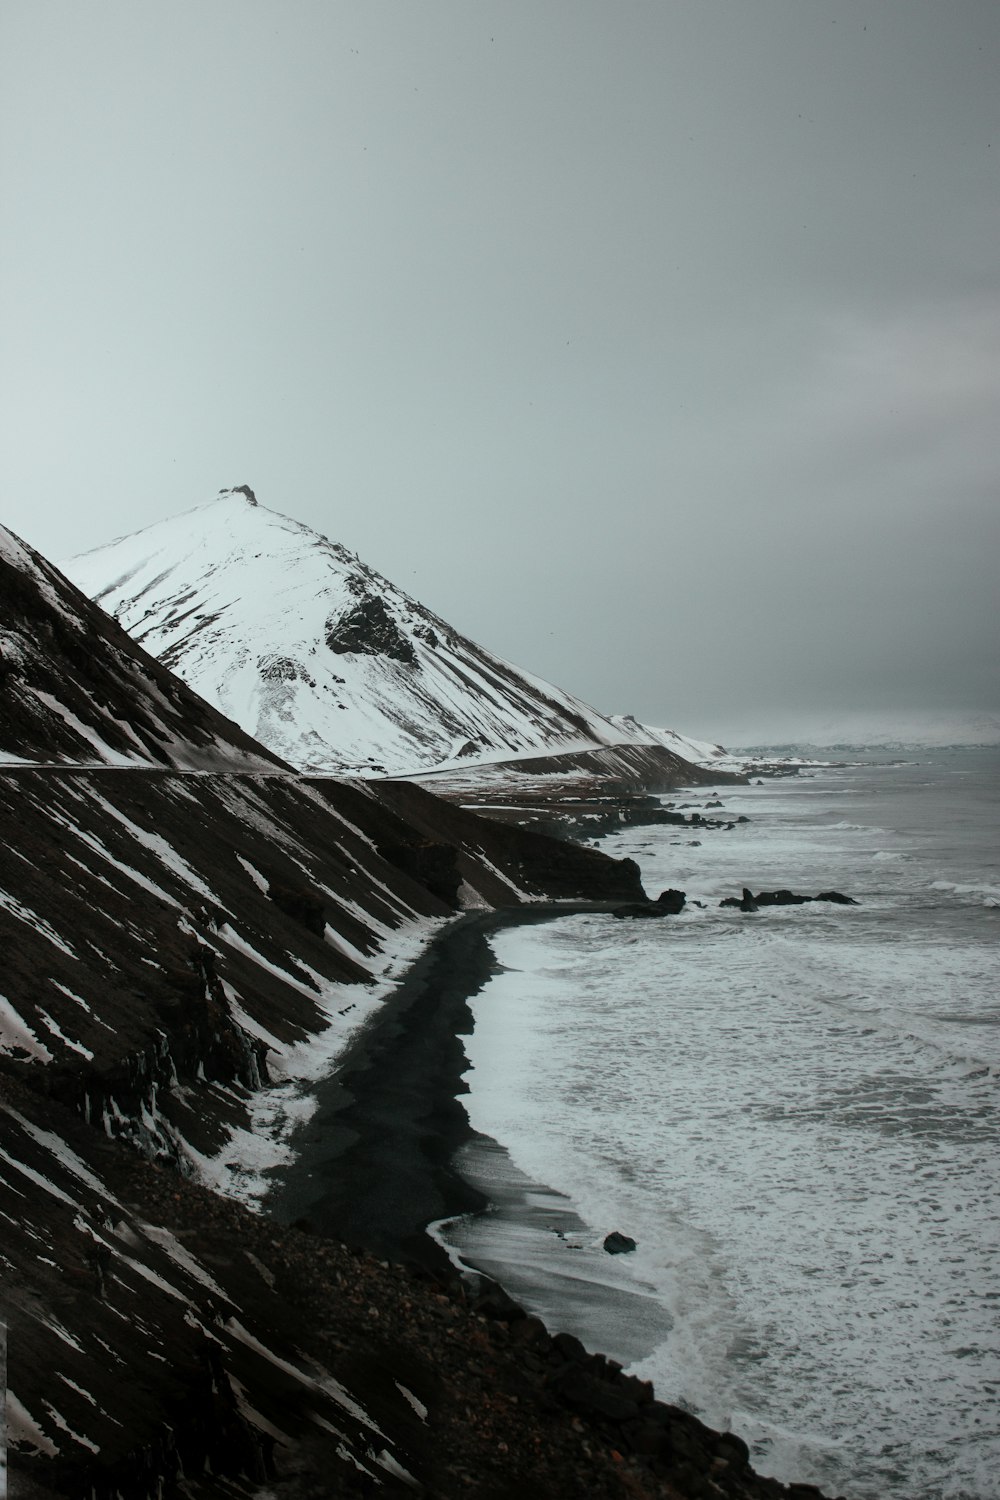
{"left": 267, "top": 898, "right": 678, "bottom": 1374}
{"left": 263, "top": 904, "right": 846, "bottom": 1500}
{"left": 267, "top": 903, "right": 619, "bottom": 1270}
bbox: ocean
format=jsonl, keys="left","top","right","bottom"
{"left": 439, "top": 748, "right": 1000, "bottom": 1500}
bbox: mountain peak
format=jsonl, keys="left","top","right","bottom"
{"left": 63, "top": 496, "right": 663, "bottom": 777}
{"left": 218, "top": 484, "right": 258, "bottom": 506}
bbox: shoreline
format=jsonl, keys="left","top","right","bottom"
{"left": 265, "top": 901, "right": 624, "bottom": 1275}
{"left": 432, "top": 1134, "right": 675, "bottom": 1365}
{"left": 262, "top": 894, "right": 853, "bottom": 1498}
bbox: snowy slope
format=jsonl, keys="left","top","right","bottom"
{"left": 0, "top": 521, "right": 285, "bottom": 771}
{"left": 608, "top": 715, "right": 730, "bottom": 766}
{"left": 65, "top": 488, "right": 676, "bottom": 777}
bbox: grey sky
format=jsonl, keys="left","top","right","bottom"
{"left": 2, "top": 1, "right": 998, "bottom": 744}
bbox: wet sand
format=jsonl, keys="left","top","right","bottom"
{"left": 436, "top": 1135, "right": 674, "bottom": 1363}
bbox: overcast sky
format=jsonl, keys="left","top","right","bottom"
{"left": 2, "top": 1, "right": 998, "bottom": 744}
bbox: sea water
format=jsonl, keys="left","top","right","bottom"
{"left": 443, "top": 749, "right": 1000, "bottom": 1500}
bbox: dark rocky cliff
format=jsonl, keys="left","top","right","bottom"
{"left": 0, "top": 532, "right": 832, "bottom": 1500}
{"left": 0, "top": 760, "right": 659, "bottom": 1499}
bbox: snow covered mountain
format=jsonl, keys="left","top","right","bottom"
{"left": 64, "top": 488, "right": 719, "bottom": 778}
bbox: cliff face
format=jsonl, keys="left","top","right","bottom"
{"left": 1, "top": 525, "right": 820, "bottom": 1500}
{"left": 0, "top": 764, "right": 646, "bottom": 1499}
{"left": 0, "top": 763, "right": 645, "bottom": 1189}
{"left": 1, "top": 527, "right": 655, "bottom": 1496}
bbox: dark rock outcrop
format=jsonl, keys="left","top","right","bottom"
{"left": 612, "top": 888, "right": 686, "bottom": 919}
{"left": 655, "top": 888, "right": 686, "bottom": 913}
{"left": 258, "top": 653, "right": 316, "bottom": 686}
{"left": 721, "top": 888, "right": 859, "bottom": 910}
{"left": 720, "top": 888, "right": 760, "bottom": 911}
{"left": 326, "top": 593, "right": 418, "bottom": 664}
{"left": 267, "top": 877, "right": 328, "bottom": 935}
{"left": 370, "top": 778, "right": 648, "bottom": 904}
{"left": 755, "top": 889, "right": 810, "bottom": 907}
{"left": 377, "top": 839, "right": 465, "bottom": 906}
{"left": 603, "top": 1230, "right": 638, "bottom": 1255}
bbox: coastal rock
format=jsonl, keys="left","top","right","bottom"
{"left": 552, "top": 1330, "right": 590, "bottom": 1363}
{"left": 508, "top": 1315, "right": 550, "bottom": 1348}
{"left": 718, "top": 886, "right": 761, "bottom": 912}
{"left": 612, "top": 890, "right": 685, "bottom": 920}
{"left": 655, "top": 888, "right": 686, "bottom": 913}
{"left": 548, "top": 1365, "right": 642, "bottom": 1424}
{"left": 473, "top": 1282, "right": 527, "bottom": 1322}
{"left": 603, "top": 1231, "right": 637, "bottom": 1255}
{"left": 721, "top": 887, "right": 858, "bottom": 910}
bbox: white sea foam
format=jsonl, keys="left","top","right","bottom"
{"left": 449, "top": 750, "right": 1000, "bottom": 1500}
{"left": 930, "top": 879, "right": 1000, "bottom": 908}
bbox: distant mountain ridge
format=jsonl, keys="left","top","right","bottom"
{"left": 64, "top": 488, "right": 725, "bottom": 778}
{"left": 726, "top": 711, "right": 1000, "bottom": 752}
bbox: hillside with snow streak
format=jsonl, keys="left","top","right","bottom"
{"left": 0, "top": 521, "right": 284, "bottom": 772}
{"left": 65, "top": 489, "right": 722, "bottom": 778}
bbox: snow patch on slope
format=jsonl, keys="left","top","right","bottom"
{"left": 195, "top": 918, "right": 443, "bottom": 1207}
{"left": 0, "top": 994, "right": 54, "bottom": 1062}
